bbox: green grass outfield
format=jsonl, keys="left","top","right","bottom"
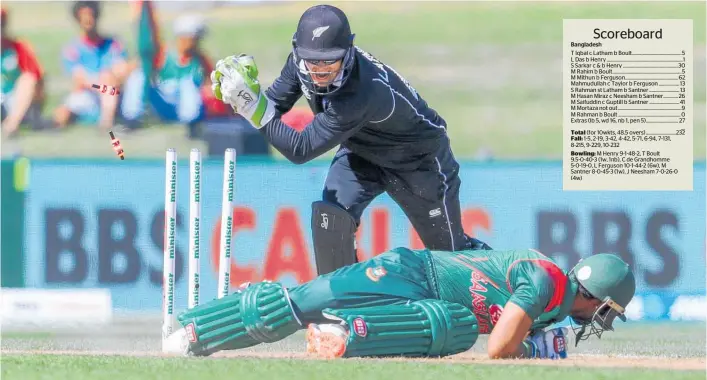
{"left": 1, "top": 1, "right": 705, "bottom": 160}
{"left": 1, "top": 354, "right": 704, "bottom": 380}
{"left": 1, "top": 321, "right": 705, "bottom": 379}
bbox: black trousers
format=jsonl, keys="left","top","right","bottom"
{"left": 321, "top": 140, "right": 469, "bottom": 251}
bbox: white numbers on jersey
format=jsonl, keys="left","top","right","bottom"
{"left": 356, "top": 47, "right": 419, "bottom": 100}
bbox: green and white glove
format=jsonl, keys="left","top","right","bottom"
{"left": 211, "top": 54, "right": 275, "bottom": 129}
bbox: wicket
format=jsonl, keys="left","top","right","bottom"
{"left": 161, "top": 148, "right": 236, "bottom": 352}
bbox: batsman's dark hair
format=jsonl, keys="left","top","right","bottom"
{"left": 72, "top": 1, "right": 101, "bottom": 20}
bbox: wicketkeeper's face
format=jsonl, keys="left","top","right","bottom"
{"left": 304, "top": 59, "right": 343, "bottom": 87}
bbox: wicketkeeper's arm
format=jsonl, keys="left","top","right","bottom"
{"left": 264, "top": 54, "right": 303, "bottom": 115}
{"left": 259, "top": 109, "right": 364, "bottom": 164}
{"left": 259, "top": 75, "right": 394, "bottom": 164}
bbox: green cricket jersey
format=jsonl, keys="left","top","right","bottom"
{"left": 1, "top": 39, "right": 43, "bottom": 95}
{"left": 1, "top": 47, "right": 20, "bottom": 95}
{"left": 156, "top": 50, "right": 207, "bottom": 87}
{"left": 430, "top": 249, "right": 579, "bottom": 334}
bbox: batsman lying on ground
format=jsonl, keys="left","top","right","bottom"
{"left": 163, "top": 247, "right": 636, "bottom": 359}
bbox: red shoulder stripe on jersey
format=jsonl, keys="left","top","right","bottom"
{"left": 505, "top": 259, "right": 568, "bottom": 312}
{"left": 13, "top": 40, "right": 43, "bottom": 79}
{"left": 535, "top": 260, "right": 568, "bottom": 312}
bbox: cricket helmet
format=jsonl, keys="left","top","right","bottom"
{"left": 291, "top": 4, "right": 356, "bottom": 95}
{"left": 568, "top": 253, "right": 636, "bottom": 346}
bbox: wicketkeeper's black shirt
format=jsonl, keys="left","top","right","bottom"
{"left": 260, "top": 47, "right": 449, "bottom": 169}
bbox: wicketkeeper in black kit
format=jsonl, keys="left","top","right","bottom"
{"left": 211, "top": 4, "right": 492, "bottom": 275}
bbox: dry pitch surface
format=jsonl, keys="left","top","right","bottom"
{"left": 1, "top": 318, "right": 705, "bottom": 380}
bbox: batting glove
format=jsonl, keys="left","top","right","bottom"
{"left": 211, "top": 54, "right": 275, "bottom": 129}
{"left": 524, "top": 327, "right": 569, "bottom": 359}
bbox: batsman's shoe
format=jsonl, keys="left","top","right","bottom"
{"left": 306, "top": 323, "right": 348, "bottom": 359}
{"left": 162, "top": 327, "right": 191, "bottom": 356}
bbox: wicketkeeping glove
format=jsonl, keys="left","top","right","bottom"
{"left": 524, "top": 327, "right": 569, "bottom": 359}
{"left": 211, "top": 54, "right": 275, "bottom": 128}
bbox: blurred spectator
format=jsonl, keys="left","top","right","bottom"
{"left": 122, "top": 8, "right": 227, "bottom": 139}
{"left": 281, "top": 107, "right": 314, "bottom": 132}
{"left": 54, "top": 1, "right": 130, "bottom": 130}
{"left": 1, "top": 7, "right": 49, "bottom": 138}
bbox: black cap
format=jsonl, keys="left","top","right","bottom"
{"left": 294, "top": 5, "right": 352, "bottom": 61}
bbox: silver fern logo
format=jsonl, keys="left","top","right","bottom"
{"left": 312, "top": 25, "right": 330, "bottom": 40}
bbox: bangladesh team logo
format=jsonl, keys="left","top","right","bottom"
{"left": 365, "top": 266, "right": 387, "bottom": 282}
